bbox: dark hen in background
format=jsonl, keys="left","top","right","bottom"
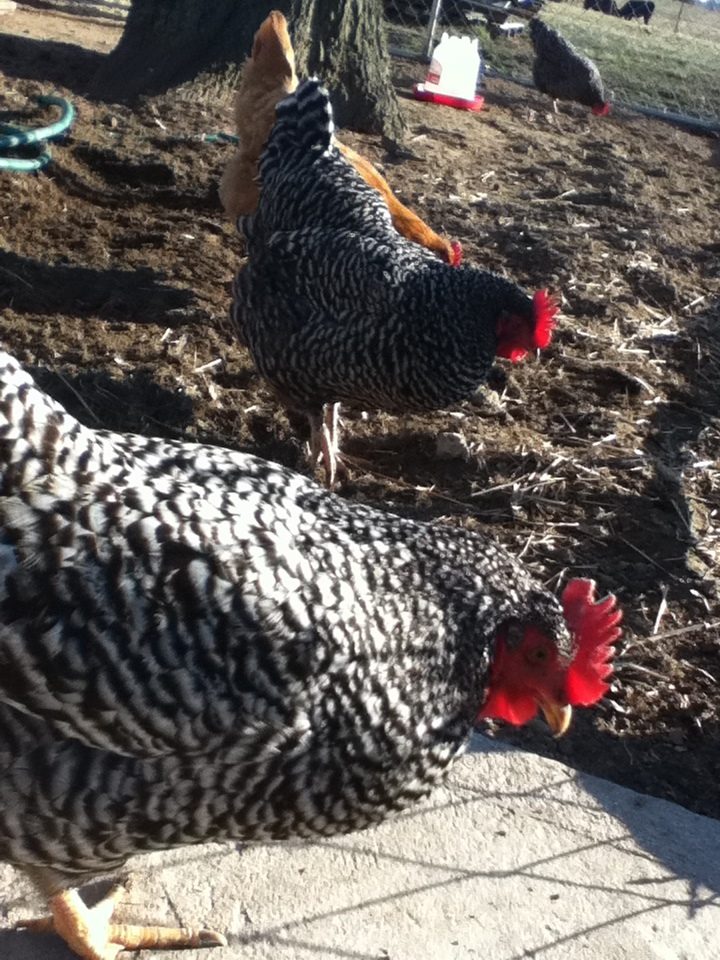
{"left": 530, "top": 18, "right": 611, "bottom": 115}
{"left": 231, "top": 79, "right": 557, "bottom": 485}
{"left": 0, "top": 349, "right": 620, "bottom": 959}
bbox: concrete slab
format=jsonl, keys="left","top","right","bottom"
{"left": 0, "top": 736, "right": 718, "bottom": 959}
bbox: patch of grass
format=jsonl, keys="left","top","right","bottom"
{"left": 540, "top": 0, "right": 720, "bottom": 121}
{"left": 386, "top": 0, "right": 720, "bottom": 121}
{"left": 387, "top": 20, "right": 431, "bottom": 55}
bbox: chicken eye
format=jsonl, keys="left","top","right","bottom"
{"left": 528, "top": 647, "right": 548, "bottom": 664}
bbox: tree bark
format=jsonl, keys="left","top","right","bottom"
{"left": 91, "top": 0, "right": 288, "bottom": 101}
{"left": 290, "top": 0, "right": 405, "bottom": 137}
{"left": 91, "top": 0, "right": 405, "bottom": 138}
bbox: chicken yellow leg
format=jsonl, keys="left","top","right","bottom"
{"left": 16, "top": 885, "right": 226, "bottom": 960}
{"left": 309, "top": 403, "right": 346, "bottom": 488}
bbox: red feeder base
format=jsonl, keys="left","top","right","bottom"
{"left": 412, "top": 83, "right": 485, "bottom": 112}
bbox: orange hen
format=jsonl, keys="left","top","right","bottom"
{"left": 219, "top": 11, "right": 461, "bottom": 266}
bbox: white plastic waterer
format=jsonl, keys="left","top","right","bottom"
{"left": 425, "top": 32, "right": 482, "bottom": 102}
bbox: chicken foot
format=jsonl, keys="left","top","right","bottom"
{"left": 15, "top": 884, "right": 226, "bottom": 960}
{"left": 309, "top": 403, "right": 347, "bottom": 488}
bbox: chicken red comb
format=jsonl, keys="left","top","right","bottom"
{"left": 561, "top": 578, "right": 622, "bottom": 706}
{"left": 592, "top": 103, "right": 611, "bottom": 117}
{"left": 450, "top": 240, "right": 463, "bottom": 267}
{"left": 532, "top": 289, "right": 558, "bottom": 350}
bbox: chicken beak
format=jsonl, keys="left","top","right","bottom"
{"left": 539, "top": 700, "right": 573, "bottom": 738}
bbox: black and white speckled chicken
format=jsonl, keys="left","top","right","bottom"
{"left": 529, "top": 18, "right": 610, "bottom": 115}
{"left": 0, "top": 349, "right": 620, "bottom": 959}
{"left": 230, "top": 78, "right": 557, "bottom": 486}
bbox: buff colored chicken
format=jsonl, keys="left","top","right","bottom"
{"left": 219, "top": 11, "right": 461, "bottom": 265}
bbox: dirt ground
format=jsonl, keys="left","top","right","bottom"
{"left": 1, "top": 8, "right": 719, "bottom": 819}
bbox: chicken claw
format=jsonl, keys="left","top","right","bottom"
{"left": 310, "top": 403, "right": 347, "bottom": 488}
{"left": 16, "top": 886, "right": 226, "bottom": 960}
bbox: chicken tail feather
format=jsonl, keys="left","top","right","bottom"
{"left": 261, "top": 77, "right": 334, "bottom": 180}
{"left": 0, "top": 349, "right": 84, "bottom": 488}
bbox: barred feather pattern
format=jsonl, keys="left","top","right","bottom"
{"left": 0, "top": 351, "right": 569, "bottom": 879}
{"left": 229, "top": 79, "right": 536, "bottom": 418}
{"left": 529, "top": 19, "right": 607, "bottom": 110}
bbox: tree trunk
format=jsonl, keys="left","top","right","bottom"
{"left": 91, "top": 0, "right": 405, "bottom": 138}
{"left": 91, "top": 0, "right": 288, "bottom": 101}
{"left": 290, "top": 0, "right": 405, "bottom": 137}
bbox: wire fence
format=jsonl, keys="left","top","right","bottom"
{"left": 18, "top": 1, "right": 720, "bottom": 127}
{"left": 384, "top": 0, "right": 720, "bottom": 128}
{"left": 19, "top": 0, "right": 130, "bottom": 22}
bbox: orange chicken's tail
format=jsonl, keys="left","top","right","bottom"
{"left": 220, "top": 11, "right": 461, "bottom": 265}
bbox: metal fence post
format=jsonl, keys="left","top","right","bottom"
{"left": 425, "top": 0, "right": 444, "bottom": 58}
{"left": 674, "top": 0, "right": 685, "bottom": 35}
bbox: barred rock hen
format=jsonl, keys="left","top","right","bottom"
{"left": 0, "top": 350, "right": 621, "bottom": 959}
{"left": 529, "top": 18, "right": 610, "bottom": 116}
{"left": 231, "top": 79, "right": 557, "bottom": 485}
{"left": 219, "top": 10, "right": 461, "bottom": 265}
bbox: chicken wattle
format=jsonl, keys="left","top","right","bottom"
{"left": 231, "top": 78, "right": 558, "bottom": 485}
{"left": 0, "top": 349, "right": 620, "bottom": 958}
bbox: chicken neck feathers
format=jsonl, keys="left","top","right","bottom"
{"left": 233, "top": 79, "right": 534, "bottom": 417}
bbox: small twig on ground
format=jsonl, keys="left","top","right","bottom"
{"left": 469, "top": 476, "right": 530, "bottom": 498}
{"left": 341, "top": 454, "right": 488, "bottom": 515}
{"left": 650, "top": 620, "right": 720, "bottom": 642}
{"left": 543, "top": 567, "right": 568, "bottom": 590}
{"left": 556, "top": 411, "right": 576, "bottom": 433}
{"left": 668, "top": 499, "right": 694, "bottom": 535}
{"left": 678, "top": 660, "right": 717, "bottom": 683}
{"left": 530, "top": 188, "right": 578, "bottom": 204}
{"left": 617, "top": 535, "right": 680, "bottom": 580}
{"left": 652, "top": 585, "right": 669, "bottom": 635}
{"left": 682, "top": 295, "right": 705, "bottom": 312}
{"left": 52, "top": 369, "right": 101, "bottom": 425}
{"left": 518, "top": 533, "right": 534, "bottom": 559}
{"left": 618, "top": 662, "right": 669, "bottom": 683}
{"left": 0, "top": 265, "right": 33, "bottom": 289}
{"left": 194, "top": 357, "right": 223, "bottom": 374}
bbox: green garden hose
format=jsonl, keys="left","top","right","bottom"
{"left": 0, "top": 96, "right": 75, "bottom": 172}
{"left": 0, "top": 150, "right": 53, "bottom": 172}
{"left": 201, "top": 132, "right": 240, "bottom": 144}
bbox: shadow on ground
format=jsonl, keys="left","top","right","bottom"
{"left": 0, "top": 250, "right": 194, "bottom": 324}
{"left": 29, "top": 364, "right": 195, "bottom": 438}
{"left": 0, "top": 33, "right": 104, "bottom": 96}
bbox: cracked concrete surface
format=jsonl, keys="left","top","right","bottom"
{"left": 0, "top": 736, "right": 718, "bottom": 959}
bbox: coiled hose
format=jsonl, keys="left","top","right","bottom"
{"left": 0, "top": 95, "right": 76, "bottom": 172}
